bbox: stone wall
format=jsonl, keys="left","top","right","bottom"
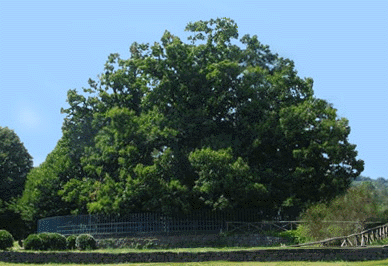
{"left": 0, "top": 247, "right": 387, "bottom": 264}
{"left": 97, "top": 233, "right": 289, "bottom": 249}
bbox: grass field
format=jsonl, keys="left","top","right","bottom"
{"left": 0, "top": 259, "right": 388, "bottom": 266}
{"left": 8, "top": 245, "right": 379, "bottom": 254}
{"left": 3, "top": 241, "right": 387, "bottom": 265}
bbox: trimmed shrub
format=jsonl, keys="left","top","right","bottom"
{"left": 66, "top": 235, "right": 77, "bottom": 250}
{"left": 24, "top": 234, "right": 43, "bottom": 250}
{"left": 48, "top": 233, "right": 67, "bottom": 250}
{"left": 24, "top": 233, "right": 67, "bottom": 251}
{"left": 76, "top": 234, "right": 97, "bottom": 250}
{"left": 37, "top": 233, "right": 51, "bottom": 250}
{"left": 0, "top": 230, "right": 14, "bottom": 250}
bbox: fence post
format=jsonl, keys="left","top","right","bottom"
{"left": 88, "top": 214, "right": 91, "bottom": 234}
{"left": 385, "top": 225, "right": 388, "bottom": 238}
{"left": 357, "top": 235, "right": 361, "bottom": 246}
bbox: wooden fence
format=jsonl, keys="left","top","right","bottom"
{"left": 291, "top": 223, "right": 388, "bottom": 247}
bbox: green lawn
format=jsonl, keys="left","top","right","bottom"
{"left": 10, "top": 245, "right": 368, "bottom": 254}
{"left": 3, "top": 243, "right": 387, "bottom": 265}
{"left": 92, "top": 246, "right": 291, "bottom": 253}
{"left": 0, "top": 259, "right": 387, "bottom": 266}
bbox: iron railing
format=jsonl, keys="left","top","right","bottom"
{"left": 37, "top": 208, "right": 277, "bottom": 236}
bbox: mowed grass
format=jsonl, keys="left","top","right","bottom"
{"left": 92, "top": 246, "right": 288, "bottom": 253}
{"left": 1, "top": 246, "right": 388, "bottom": 266}
{"left": 7, "top": 245, "right": 364, "bottom": 254}
{"left": 63, "top": 244, "right": 388, "bottom": 253}
{"left": 0, "top": 259, "right": 388, "bottom": 266}
{"left": 3, "top": 243, "right": 387, "bottom": 265}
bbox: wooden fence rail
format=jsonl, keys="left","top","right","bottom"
{"left": 291, "top": 223, "right": 388, "bottom": 247}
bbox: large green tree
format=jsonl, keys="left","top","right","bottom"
{"left": 0, "top": 127, "right": 32, "bottom": 202}
{"left": 18, "top": 138, "right": 77, "bottom": 221}
{"left": 21, "top": 18, "right": 364, "bottom": 222}
{"left": 0, "top": 126, "right": 33, "bottom": 239}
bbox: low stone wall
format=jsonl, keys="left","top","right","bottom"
{"left": 0, "top": 247, "right": 387, "bottom": 264}
{"left": 97, "top": 233, "right": 289, "bottom": 249}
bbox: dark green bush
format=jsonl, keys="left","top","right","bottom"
{"left": 0, "top": 230, "right": 14, "bottom": 250}
{"left": 99, "top": 238, "right": 115, "bottom": 249}
{"left": 37, "top": 233, "right": 51, "bottom": 250}
{"left": 75, "top": 234, "right": 97, "bottom": 250}
{"left": 24, "top": 233, "right": 66, "bottom": 251}
{"left": 66, "top": 235, "right": 77, "bottom": 250}
{"left": 278, "top": 229, "right": 308, "bottom": 244}
{"left": 24, "top": 234, "right": 43, "bottom": 250}
{"left": 47, "top": 233, "right": 66, "bottom": 250}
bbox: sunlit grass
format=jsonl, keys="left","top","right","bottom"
{"left": 27, "top": 245, "right": 342, "bottom": 254}
{"left": 3, "top": 244, "right": 386, "bottom": 266}
{"left": 7, "top": 244, "right": 384, "bottom": 254}
{"left": 91, "top": 246, "right": 279, "bottom": 253}
{"left": 370, "top": 237, "right": 388, "bottom": 246}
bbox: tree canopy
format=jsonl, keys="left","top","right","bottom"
{"left": 0, "top": 126, "right": 32, "bottom": 203}
{"left": 20, "top": 18, "right": 364, "bottom": 221}
{"left": 0, "top": 126, "right": 33, "bottom": 238}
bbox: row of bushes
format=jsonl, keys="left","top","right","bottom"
{"left": 0, "top": 229, "right": 97, "bottom": 251}
{"left": 24, "top": 233, "right": 97, "bottom": 251}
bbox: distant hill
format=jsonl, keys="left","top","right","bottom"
{"left": 352, "top": 176, "right": 388, "bottom": 189}
{"left": 351, "top": 176, "right": 387, "bottom": 213}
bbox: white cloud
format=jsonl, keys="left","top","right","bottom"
{"left": 17, "top": 105, "right": 43, "bottom": 130}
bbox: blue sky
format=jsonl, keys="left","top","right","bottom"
{"left": 0, "top": 0, "right": 387, "bottom": 179}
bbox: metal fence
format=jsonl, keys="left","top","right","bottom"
{"left": 37, "top": 209, "right": 278, "bottom": 237}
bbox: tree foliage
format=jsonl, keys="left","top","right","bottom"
{"left": 18, "top": 137, "right": 78, "bottom": 225}
{"left": 351, "top": 176, "right": 388, "bottom": 218}
{"left": 296, "top": 182, "right": 387, "bottom": 242}
{"left": 0, "top": 127, "right": 32, "bottom": 203}
{"left": 20, "top": 18, "right": 364, "bottom": 222}
{"left": 0, "top": 126, "right": 32, "bottom": 239}
{"left": 189, "top": 147, "right": 267, "bottom": 210}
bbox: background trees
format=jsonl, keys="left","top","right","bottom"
{"left": 0, "top": 126, "right": 33, "bottom": 239}
{"left": 0, "top": 127, "right": 32, "bottom": 203}
{"left": 20, "top": 18, "right": 364, "bottom": 223}
{"left": 295, "top": 181, "right": 387, "bottom": 242}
